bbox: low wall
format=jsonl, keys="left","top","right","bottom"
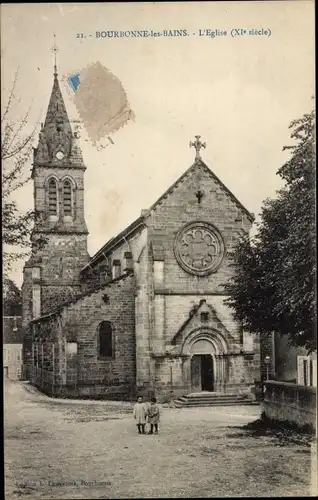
{"left": 262, "top": 381, "right": 316, "bottom": 430}
{"left": 29, "top": 367, "right": 136, "bottom": 400}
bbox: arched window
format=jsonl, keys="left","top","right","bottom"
{"left": 48, "top": 179, "right": 58, "bottom": 215}
{"left": 98, "top": 321, "right": 113, "bottom": 358}
{"left": 63, "top": 179, "right": 72, "bottom": 215}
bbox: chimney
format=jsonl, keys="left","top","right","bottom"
{"left": 112, "top": 259, "right": 121, "bottom": 279}
{"left": 124, "top": 252, "right": 133, "bottom": 272}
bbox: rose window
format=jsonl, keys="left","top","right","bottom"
{"left": 174, "top": 222, "right": 224, "bottom": 276}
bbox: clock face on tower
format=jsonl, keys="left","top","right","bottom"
{"left": 56, "top": 151, "right": 64, "bottom": 160}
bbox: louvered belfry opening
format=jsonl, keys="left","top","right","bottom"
{"left": 48, "top": 179, "right": 58, "bottom": 215}
{"left": 63, "top": 180, "right": 72, "bottom": 215}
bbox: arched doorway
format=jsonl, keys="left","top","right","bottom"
{"left": 182, "top": 329, "right": 229, "bottom": 393}
{"left": 191, "top": 354, "right": 214, "bottom": 391}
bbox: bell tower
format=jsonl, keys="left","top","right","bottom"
{"left": 22, "top": 44, "right": 89, "bottom": 331}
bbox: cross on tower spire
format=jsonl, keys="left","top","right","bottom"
{"left": 51, "top": 33, "right": 59, "bottom": 77}
{"left": 190, "top": 135, "right": 206, "bottom": 160}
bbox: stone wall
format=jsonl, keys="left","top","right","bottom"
{"left": 164, "top": 295, "right": 241, "bottom": 344}
{"left": 146, "top": 162, "right": 252, "bottom": 295}
{"left": 262, "top": 381, "right": 316, "bottom": 431}
{"left": 105, "top": 227, "right": 147, "bottom": 274}
{"left": 38, "top": 233, "right": 89, "bottom": 315}
{"left": 21, "top": 231, "right": 90, "bottom": 374}
{"left": 22, "top": 266, "right": 33, "bottom": 327}
{"left": 142, "top": 161, "right": 259, "bottom": 398}
{"left": 135, "top": 244, "right": 152, "bottom": 391}
{"left": 30, "top": 272, "right": 136, "bottom": 399}
{"left": 22, "top": 160, "right": 90, "bottom": 339}
{"left": 27, "top": 160, "right": 261, "bottom": 401}
{"left": 81, "top": 226, "right": 147, "bottom": 285}
{"left": 32, "top": 165, "right": 87, "bottom": 234}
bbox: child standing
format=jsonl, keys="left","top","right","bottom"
{"left": 147, "top": 397, "right": 160, "bottom": 434}
{"left": 133, "top": 396, "right": 147, "bottom": 434}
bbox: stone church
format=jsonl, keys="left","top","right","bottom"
{"left": 22, "top": 66, "right": 261, "bottom": 400}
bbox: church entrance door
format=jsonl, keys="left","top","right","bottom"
{"left": 191, "top": 354, "right": 214, "bottom": 392}
{"left": 201, "top": 354, "right": 214, "bottom": 391}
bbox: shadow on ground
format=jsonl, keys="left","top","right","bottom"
{"left": 225, "top": 415, "right": 314, "bottom": 449}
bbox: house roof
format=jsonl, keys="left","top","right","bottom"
{"left": 81, "top": 158, "right": 254, "bottom": 273}
{"left": 3, "top": 316, "right": 23, "bottom": 344}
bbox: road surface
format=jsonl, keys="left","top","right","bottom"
{"left": 4, "top": 380, "right": 313, "bottom": 499}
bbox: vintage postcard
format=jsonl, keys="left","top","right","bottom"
{"left": 2, "top": 1, "right": 316, "bottom": 499}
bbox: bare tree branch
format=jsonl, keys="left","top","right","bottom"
{"left": 1, "top": 67, "right": 19, "bottom": 123}
{"left": 1, "top": 62, "right": 41, "bottom": 274}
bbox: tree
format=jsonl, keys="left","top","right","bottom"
{"left": 2, "top": 68, "right": 37, "bottom": 275}
{"left": 3, "top": 277, "right": 22, "bottom": 316}
{"left": 224, "top": 108, "right": 316, "bottom": 353}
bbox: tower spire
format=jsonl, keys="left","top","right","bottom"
{"left": 34, "top": 36, "right": 75, "bottom": 166}
{"left": 51, "top": 33, "right": 59, "bottom": 77}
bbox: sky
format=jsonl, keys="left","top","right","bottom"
{"left": 1, "top": 1, "right": 315, "bottom": 287}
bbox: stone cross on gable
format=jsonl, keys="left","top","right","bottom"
{"left": 190, "top": 135, "right": 206, "bottom": 160}
{"left": 196, "top": 189, "right": 204, "bottom": 204}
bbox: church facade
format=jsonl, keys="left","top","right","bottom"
{"left": 22, "top": 68, "right": 261, "bottom": 401}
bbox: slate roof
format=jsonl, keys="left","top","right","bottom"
{"left": 33, "top": 72, "right": 84, "bottom": 168}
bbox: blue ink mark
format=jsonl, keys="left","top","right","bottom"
{"left": 68, "top": 72, "right": 80, "bottom": 92}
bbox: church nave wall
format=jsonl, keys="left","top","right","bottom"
{"left": 30, "top": 272, "right": 137, "bottom": 398}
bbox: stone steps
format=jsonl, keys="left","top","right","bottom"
{"left": 174, "top": 401, "right": 257, "bottom": 408}
{"left": 174, "top": 392, "right": 256, "bottom": 408}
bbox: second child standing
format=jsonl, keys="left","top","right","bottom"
{"left": 147, "top": 397, "right": 160, "bottom": 434}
